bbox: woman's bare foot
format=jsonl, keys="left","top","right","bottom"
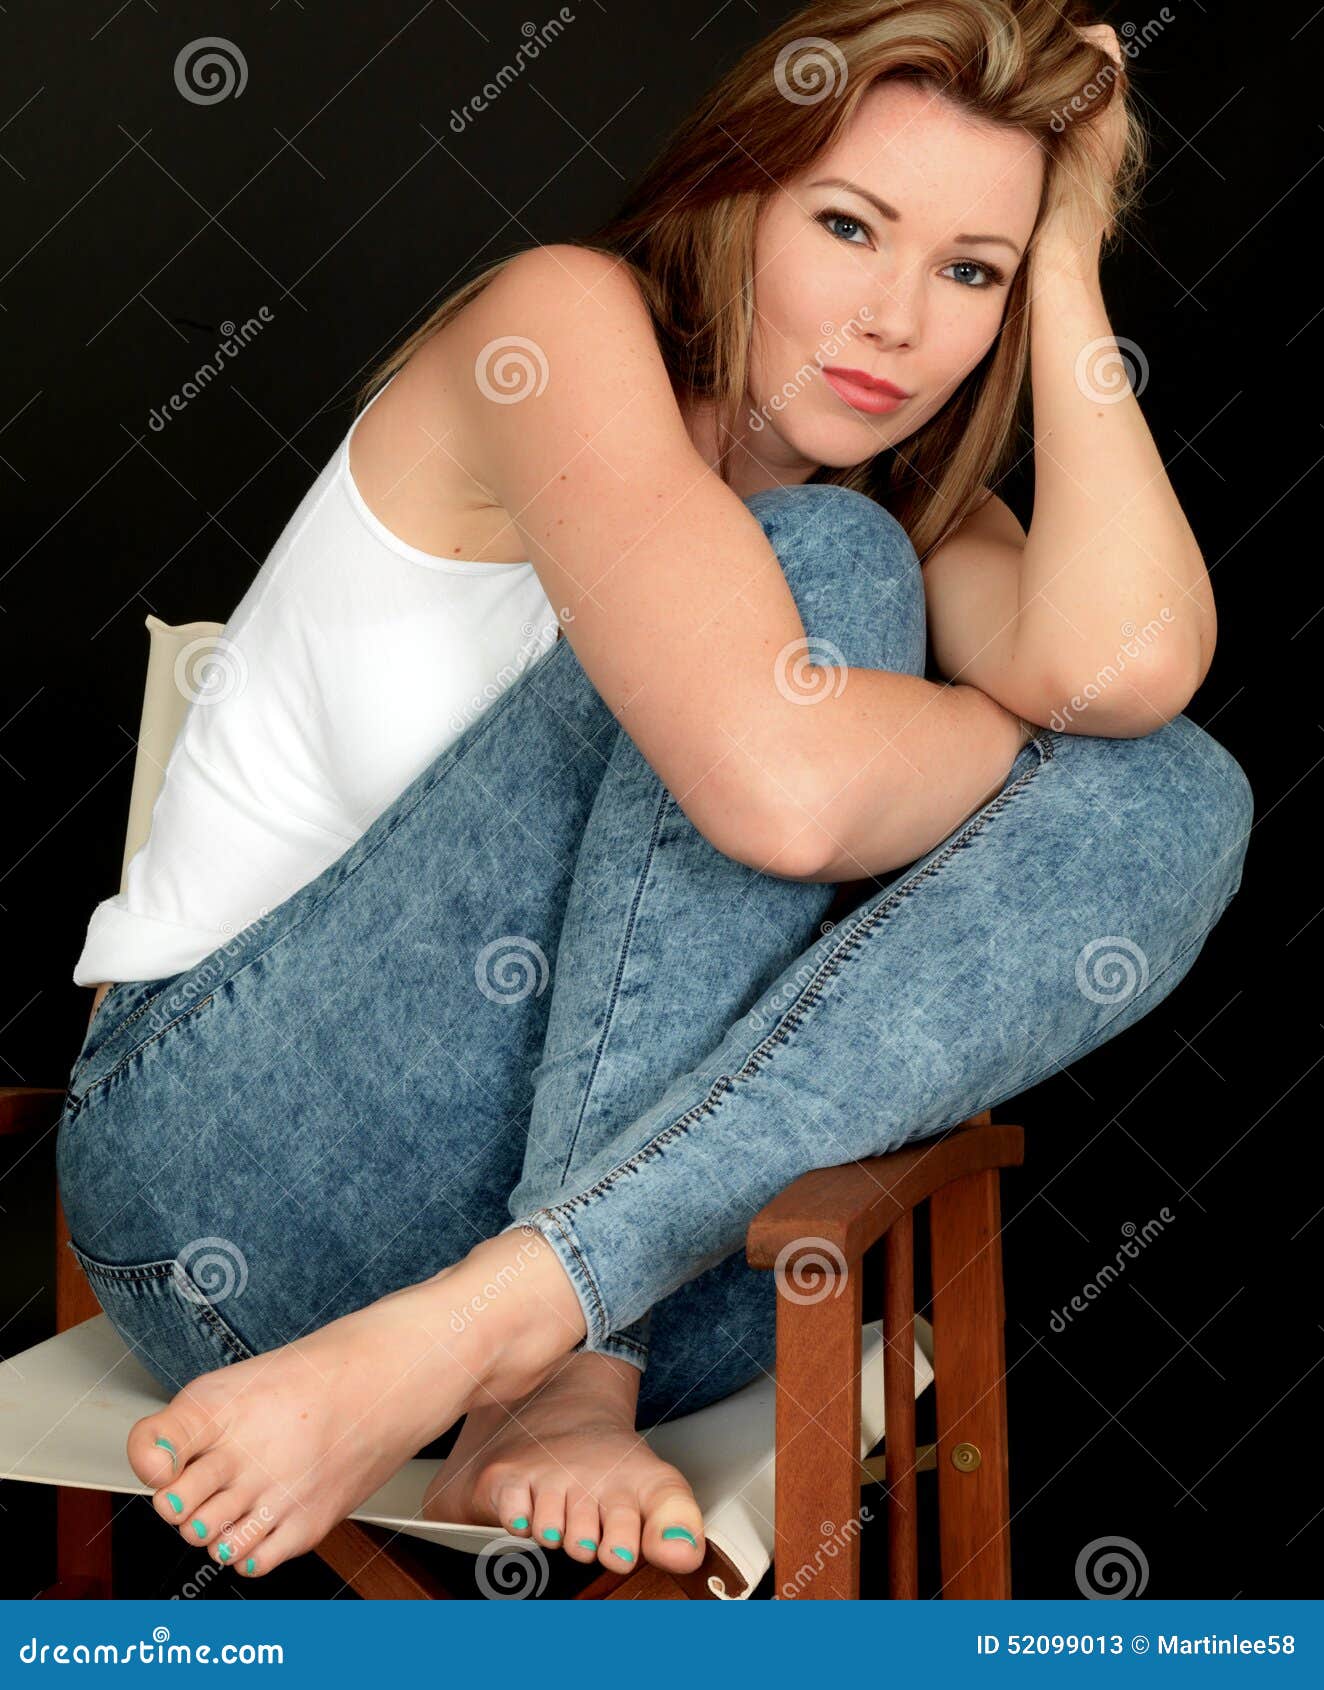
{"left": 422, "top": 1351, "right": 704, "bottom": 1578}
{"left": 125, "top": 1226, "right": 585, "bottom": 1577}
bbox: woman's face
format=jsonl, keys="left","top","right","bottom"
{"left": 735, "top": 78, "right": 1044, "bottom": 491}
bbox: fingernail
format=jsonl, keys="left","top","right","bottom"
{"left": 217, "top": 1543, "right": 232, "bottom": 1562}
{"left": 510, "top": 1515, "right": 529, "bottom": 1530}
{"left": 191, "top": 1519, "right": 207, "bottom": 1539}
{"left": 541, "top": 1527, "right": 562, "bottom": 1543}
{"left": 154, "top": 1436, "right": 178, "bottom": 1475}
{"left": 577, "top": 1538, "right": 598, "bottom": 1552}
{"left": 165, "top": 1492, "right": 184, "bottom": 1515}
{"left": 612, "top": 1546, "right": 634, "bottom": 1563}
{"left": 662, "top": 1525, "right": 698, "bottom": 1547}
{"left": 244, "top": 1557, "right": 257, "bottom": 1574}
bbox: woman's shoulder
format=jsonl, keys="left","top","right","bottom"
{"left": 487, "top": 241, "right": 652, "bottom": 316}
{"left": 432, "top": 241, "right": 684, "bottom": 490}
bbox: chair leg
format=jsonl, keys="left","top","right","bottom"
{"left": 929, "top": 1167, "right": 1013, "bottom": 1598}
{"left": 44, "top": 1186, "right": 115, "bottom": 1598}
{"left": 772, "top": 1250, "right": 864, "bottom": 1600}
{"left": 46, "top": 1488, "right": 114, "bottom": 1599}
{"left": 883, "top": 1211, "right": 919, "bottom": 1598}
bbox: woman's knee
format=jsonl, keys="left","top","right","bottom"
{"left": 742, "top": 483, "right": 926, "bottom": 678}
{"left": 1052, "top": 712, "right": 1253, "bottom": 924}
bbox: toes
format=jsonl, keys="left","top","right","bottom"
{"left": 221, "top": 1499, "right": 283, "bottom": 1577}
{"left": 530, "top": 1487, "right": 567, "bottom": 1551}
{"left": 640, "top": 1476, "right": 704, "bottom": 1572}
{"left": 491, "top": 1478, "right": 534, "bottom": 1538}
{"left": 598, "top": 1498, "right": 640, "bottom": 1573}
{"left": 189, "top": 1486, "right": 262, "bottom": 1563}
{"left": 128, "top": 1384, "right": 226, "bottom": 1490}
{"left": 563, "top": 1491, "right": 601, "bottom": 1562}
{"left": 150, "top": 1451, "right": 232, "bottom": 1535}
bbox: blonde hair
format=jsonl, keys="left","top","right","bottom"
{"left": 358, "top": 0, "right": 1145, "bottom": 559}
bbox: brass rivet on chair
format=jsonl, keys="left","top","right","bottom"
{"left": 950, "top": 1441, "right": 982, "bottom": 1473}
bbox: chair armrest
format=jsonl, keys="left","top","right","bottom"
{"left": 745, "top": 1118, "right": 1025, "bottom": 1269}
{"left": 0, "top": 1087, "right": 66, "bottom": 1137}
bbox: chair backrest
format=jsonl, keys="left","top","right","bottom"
{"left": 119, "top": 614, "right": 225, "bottom": 893}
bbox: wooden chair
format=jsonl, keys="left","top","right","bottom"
{"left": 1, "top": 614, "right": 1024, "bottom": 1601}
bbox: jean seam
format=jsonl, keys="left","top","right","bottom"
{"left": 557, "top": 776, "right": 671, "bottom": 1185}
{"left": 67, "top": 992, "right": 217, "bottom": 1113}
{"left": 537, "top": 729, "right": 1058, "bottom": 1218}
{"left": 519, "top": 1210, "right": 613, "bottom": 1348}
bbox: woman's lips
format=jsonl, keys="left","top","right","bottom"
{"left": 821, "top": 367, "right": 909, "bottom": 415}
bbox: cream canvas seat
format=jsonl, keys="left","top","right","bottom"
{"left": 2, "top": 613, "right": 940, "bottom": 1601}
{"left": 0, "top": 1307, "right": 934, "bottom": 1599}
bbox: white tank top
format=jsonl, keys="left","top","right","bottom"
{"left": 72, "top": 372, "right": 560, "bottom": 986}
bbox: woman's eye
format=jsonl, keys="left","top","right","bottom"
{"left": 942, "top": 259, "right": 1003, "bottom": 289}
{"left": 818, "top": 210, "right": 872, "bottom": 246}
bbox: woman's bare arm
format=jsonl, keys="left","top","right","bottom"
{"left": 441, "top": 243, "right": 1030, "bottom": 880}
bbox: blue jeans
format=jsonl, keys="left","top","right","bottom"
{"left": 56, "top": 485, "right": 1253, "bottom": 1431}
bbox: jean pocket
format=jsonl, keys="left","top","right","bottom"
{"left": 66, "top": 1239, "right": 256, "bottom": 1395}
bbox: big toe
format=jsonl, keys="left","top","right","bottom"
{"left": 640, "top": 1471, "right": 704, "bottom": 1572}
{"left": 127, "top": 1383, "right": 225, "bottom": 1490}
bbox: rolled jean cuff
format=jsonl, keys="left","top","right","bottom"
{"left": 498, "top": 1212, "right": 642, "bottom": 1366}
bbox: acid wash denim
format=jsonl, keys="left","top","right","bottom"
{"left": 56, "top": 483, "right": 1253, "bottom": 1430}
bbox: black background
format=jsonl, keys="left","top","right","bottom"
{"left": 1, "top": 1, "right": 1319, "bottom": 1601}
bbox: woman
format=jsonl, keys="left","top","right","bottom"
{"left": 59, "top": 0, "right": 1251, "bottom": 1584}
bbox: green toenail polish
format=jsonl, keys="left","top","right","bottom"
{"left": 217, "top": 1542, "right": 232, "bottom": 1562}
{"left": 612, "top": 1546, "right": 634, "bottom": 1563}
{"left": 662, "top": 1525, "right": 698, "bottom": 1546}
{"left": 154, "top": 1436, "right": 178, "bottom": 1475}
{"left": 244, "top": 1558, "right": 256, "bottom": 1574}
{"left": 165, "top": 1492, "right": 183, "bottom": 1515}
{"left": 191, "top": 1519, "right": 207, "bottom": 1539}
{"left": 577, "top": 1538, "right": 597, "bottom": 1551}
{"left": 510, "top": 1515, "right": 529, "bottom": 1530}
{"left": 541, "top": 1527, "right": 562, "bottom": 1543}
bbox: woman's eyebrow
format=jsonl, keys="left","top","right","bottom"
{"left": 808, "top": 176, "right": 1024, "bottom": 257}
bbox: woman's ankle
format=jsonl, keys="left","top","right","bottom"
{"left": 431, "top": 1227, "right": 590, "bottom": 1405}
